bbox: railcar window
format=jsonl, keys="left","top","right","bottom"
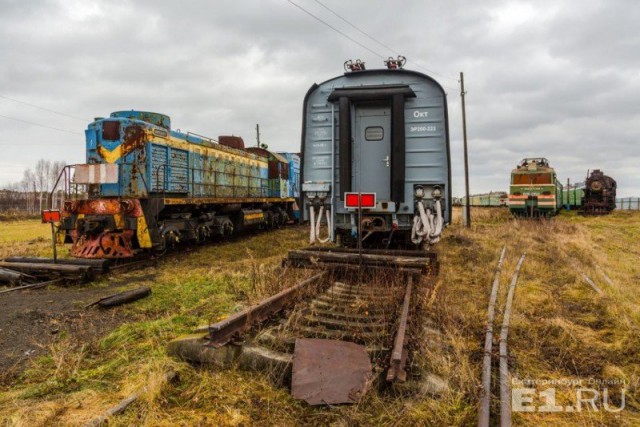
{"left": 512, "top": 173, "right": 552, "bottom": 185}
{"left": 102, "top": 121, "right": 121, "bottom": 141}
{"left": 365, "top": 126, "right": 384, "bottom": 141}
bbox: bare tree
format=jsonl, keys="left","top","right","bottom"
{"left": 1, "top": 160, "right": 68, "bottom": 214}
{"left": 49, "top": 160, "right": 67, "bottom": 208}
{"left": 22, "top": 168, "right": 37, "bottom": 214}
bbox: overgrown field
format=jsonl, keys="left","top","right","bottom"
{"left": 0, "top": 219, "right": 53, "bottom": 259}
{"left": 1, "top": 210, "right": 639, "bottom": 426}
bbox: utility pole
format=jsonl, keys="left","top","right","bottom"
{"left": 256, "top": 124, "right": 261, "bottom": 147}
{"left": 460, "top": 72, "right": 471, "bottom": 228}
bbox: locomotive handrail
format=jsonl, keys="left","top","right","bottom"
{"left": 48, "top": 164, "right": 88, "bottom": 211}
{"left": 51, "top": 161, "right": 279, "bottom": 205}
{"left": 48, "top": 162, "right": 152, "bottom": 210}
{"left": 151, "top": 163, "right": 270, "bottom": 199}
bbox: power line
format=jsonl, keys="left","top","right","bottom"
{"left": 286, "top": 0, "right": 386, "bottom": 59}
{"left": 311, "top": 0, "right": 458, "bottom": 83}
{"left": 313, "top": 0, "right": 398, "bottom": 55}
{"left": 0, "top": 95, "right": 89, "bottom": 122}
{"left": 0, "top": 114, "right": 83, "bottom": 136}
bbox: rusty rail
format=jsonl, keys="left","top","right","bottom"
{"left": 499, "top": 254, "right": 526, "bottom": 427}
{"left": 478, "top": 246, "right": 507, "bottom": 427}
{"left": 386, "top": 274, "right": 414, "bottom": 382}
{"left": 0, "top": 278, "right": 63, "bottom": 294}
{"left": 207, "top": 271, "right": 328, "bottom": 347}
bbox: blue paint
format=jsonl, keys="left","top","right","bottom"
{"left": 85, "top": 111, "right": 300, "bottom": 201}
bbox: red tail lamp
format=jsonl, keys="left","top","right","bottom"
{"left": 41, "top": 210, "right": 61, "bottom": 223}
{"left": 344, "top": 193, "right": 376, "bottom": 209}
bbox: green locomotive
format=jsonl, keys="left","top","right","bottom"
{"left": 509, "top": 158, "right": 563, "bottom": 217}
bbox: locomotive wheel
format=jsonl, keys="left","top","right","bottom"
{"left": 195, "top": 225, "right": 210, "bottom": 244}
{"left": 154, "top": 228, "right": 180, "bottom": 256}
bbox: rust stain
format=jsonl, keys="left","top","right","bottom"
{"left": 71, "top": 230, "right": 135, "bottom": 258}
{"left": 291, "top": 338, "right": 373, "bottom": 405}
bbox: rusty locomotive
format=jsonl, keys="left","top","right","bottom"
{"left": 581, "top": 169, "right": 616, "bottom": 215}
{"left": 55, "top": 111, "right": 299, "bottom": 258}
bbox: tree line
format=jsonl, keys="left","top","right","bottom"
{"left": 0, "top": 159, "right": 67, "bottom": 214}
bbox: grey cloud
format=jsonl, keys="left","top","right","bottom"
{"left": 0, "top": 0, "right": 638, "bottom": 197}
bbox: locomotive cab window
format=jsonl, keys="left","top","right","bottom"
{"left": 364, "top": 126, "right": 384, "bottom": 141}
{"left": 512, "top": 173, "right": 552, "bottom": 185}
{"left": 102, "top": 121, "right": 121, "bottom": 141}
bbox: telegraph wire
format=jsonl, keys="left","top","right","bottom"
{"left": 0, "top": 95, "right": 88, "bottom": 122}
{"left": 0, "top": 114, "right": 83, "bottom": 136}
{"left": 313, "top": 0, "right": 398, "bottom": 55}
{"left": 311, "top": 0, "right": 458, "bottom": 83}
{"left": 288, "top": 0, "right": 458, "bottom": 91}
{"left": 286, "top": 0, "right": 386, "bottom": 59}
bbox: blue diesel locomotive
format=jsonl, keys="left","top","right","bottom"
{"left": 57, "top": 111, "right": 299, "bottom": 258}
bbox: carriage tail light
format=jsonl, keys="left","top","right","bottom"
{"left": 344, "top": 192, "right": 376, "bottom": 209}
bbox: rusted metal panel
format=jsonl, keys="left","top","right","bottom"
{"left": 74, "top": 164, "right": 119, "bottom": 184}
{"left": 71, "top": 230, "right": 135, "bottom": 259}
{"left": 62, "top": 199, "right": 143, "bottom": 216}
{"left": 151, "top": 144, "right": 167, "bottom": 191}
{"left": 218, "top": 135, "right": 245, "bottom": 150}
{"left": 291, "top": 338, "right": 372, "bottom": 405}
{"left": 162, "top": 196, "right": 295, "bottom": 205}
{"left": 168, "top": 148, "right": 188, "bottom": 192}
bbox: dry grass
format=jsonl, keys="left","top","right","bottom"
{"left": 0, "top": 219, "right": 53, "bottom": 259}
{"left": 1, "top": 211, "right": 640, "bottom": 425}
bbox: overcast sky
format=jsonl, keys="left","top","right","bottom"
{"left": 0, "top": 0, "right": 638, "bottom": 196}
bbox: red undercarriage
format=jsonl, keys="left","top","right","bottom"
{"left": 70, "top": 230, "right": 136, "bottom": 258}
{"left": 63, "top": 198, "right": 144, "bottom": 259}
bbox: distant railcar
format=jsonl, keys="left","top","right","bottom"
{"left": 582, "top": 169, "right": 616, "bottom": 215}
{"left": 56, "top": 111, "right": 298, "bottom": 258}
{"left": 565, "top": 186, "right": 584, "bottom": 210}
{"left": 462, "top": 191, "right": 508, "bottom": 207}
{"left": 508, "top": 158, "right": 563, "bottom": 217}
{"left": 301, "top": 61, "right": 451, "bottom": 248}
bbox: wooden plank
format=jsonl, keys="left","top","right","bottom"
{"left": 287, "top": 250, "right": 432, "bottom": 269}
{"left": 0, "top": 261, "right": 91, "bottom": 277}
{"left": 4, "top": 257, "right": 109, "bottom": 271}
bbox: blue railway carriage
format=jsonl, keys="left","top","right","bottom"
{"left": 277, "top": 152, "right": 301, "bottom": 200}
{"left": 57, "top": 110, "right": 297, "bottom": 258}
{"left": 301, "top": 61, "right": 451, "bottom": 248}
{"left": 278, "top": 152, "right": 301, "bottom": 221}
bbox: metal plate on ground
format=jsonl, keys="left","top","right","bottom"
{"left": 291, "top": 338, "right": 373, "bottom": 405}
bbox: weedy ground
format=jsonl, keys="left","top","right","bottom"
{"left": 0, "top": 219, "right": 53, "bottom": 259}
{"left": 0, "top": 209, "right": 639, "bottom": 426}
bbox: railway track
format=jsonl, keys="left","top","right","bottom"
{"left": 478, "top": 248, "right": 526, "bottom": 427}
{"left": 170, "top": 247, "right": 437, "bottom": 405}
